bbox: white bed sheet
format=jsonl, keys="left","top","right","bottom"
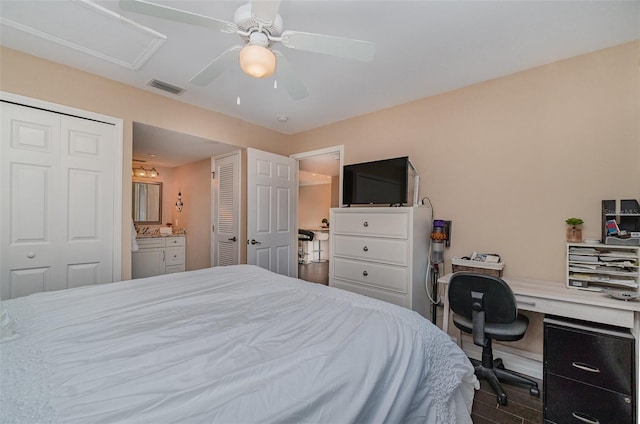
{"left": 1, "top": 265, "right": 477, "bottom": 423}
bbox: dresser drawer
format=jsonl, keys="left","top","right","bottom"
{"left": 544, "top": 321, "right": 633, "bottom": 394}
{"left": 165, "top": 247, "right": 185, "bottom": 266}
{"left": 332, "top": 212, "right": 408, "bottom": 238}
{"left": 136, "top": 237, "right": 165, "bottom": 248}
{"left": 332, "top": 278, "right": 409, "bottom": 309}
{"left": 333, "top": 257, "right": 408, "bottom": 293}
{"left": 165, "top": 236, "right": 184, "bottom": 247}
{"left": 544, "top": 374, "right": 633, "bottom": 424}
{"left": 333, "top": 235, "right": 408, "bottom": 266}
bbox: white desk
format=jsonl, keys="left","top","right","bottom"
{"left": 439, "top": 273, "right": 640, "bottom": 421}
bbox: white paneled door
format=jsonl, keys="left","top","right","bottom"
{"left": 246, "top": 148, "right": 298, "bottom": 277}
{"left": 0, "top": 101, "right": 117, "bottom": 299}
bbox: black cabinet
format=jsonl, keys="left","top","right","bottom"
{"left": 544, "top": 316, "right": 635, "bottom": 424}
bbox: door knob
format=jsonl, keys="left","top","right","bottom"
{"left": 249, "top": 239, "right": 261, "bottom": 245}
{"left": 228, "top": 236, "right": 237, "bottom": 242}
{"left": 26, "top": 252, "right": 36, "bottom": 259}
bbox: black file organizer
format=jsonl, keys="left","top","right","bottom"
{"left": 602, "top": 199, "right": 640, "bottom": 245}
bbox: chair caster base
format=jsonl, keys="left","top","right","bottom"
{"left": 497, "top": 393, "right": 508, "bottom": 406}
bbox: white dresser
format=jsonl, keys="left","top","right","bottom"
{"left": 329, "top": 207, "right": 431, "bottom": 318}
{"left": 132, "top": 236, "right": 186, "bottom": 279}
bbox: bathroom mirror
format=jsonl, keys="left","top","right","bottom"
{"left": 133, "top": 181, "right": 162, "bottom": 224}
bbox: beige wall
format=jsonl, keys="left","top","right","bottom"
{"left": 172, "top": 158, "right": 212, "bottom": 271}
{"left": 0, "top": 46, "right": 290, "bottom": 280}
{"left": 288, "top": 41, "right": 640, "bottom": 354}
{"left": 290, "top": 41, "right": 640, "bottom": 285}
{"left": 298, "top": 184, "right": 332, "bottom": 228}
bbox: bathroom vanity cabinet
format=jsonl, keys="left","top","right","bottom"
{"left": 132, "top": 236, "right": 185, "bottom": 279}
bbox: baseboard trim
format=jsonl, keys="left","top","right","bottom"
{"left": 461, "top": 339, "right": 543, "bottom": 380}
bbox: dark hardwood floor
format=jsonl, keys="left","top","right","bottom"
{"left": 298, "top": 261, "right": 329, "bottom": 285}
{"left": 472, "top": 375, "right": 543, "bottom": 424}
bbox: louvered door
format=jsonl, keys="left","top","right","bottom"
{"left": 213, "top": 152, "right": 240, "bottom": 266}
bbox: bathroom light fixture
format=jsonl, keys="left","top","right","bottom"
{"left": 133, "top": 166, "right": 159, "bottom": 178}
{"left": 238, "top": 33, "right": 276, "bottom": 78}
{"left": 175, "top": 191, "right": 183, "bottom": 212}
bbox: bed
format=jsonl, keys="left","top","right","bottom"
{"left": 1, "top": 265, "right": 477, "bottom": 423}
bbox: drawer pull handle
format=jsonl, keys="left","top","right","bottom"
{"left": 571, "top": 362, "right": 600, "bottom": 373}
{"left": 363, "top": 246, "right": 369, "bottom": 252}
{"left": 516, "top": 299, "right": 536, "bottom": 306}
{"left": 363, "top": 221, "right": 369, "bottom": 227}
{"left": 362, "top": 271, "right": 368, "bottom": 277}
{"left": 571, "top": 412, "right": 600, "bottom": 424}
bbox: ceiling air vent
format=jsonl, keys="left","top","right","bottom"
{"left": 147, "top": 79, "right": 185, "bottom": 96}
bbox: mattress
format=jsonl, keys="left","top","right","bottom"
{"left": 1, "top": 265, "right": 477, "bottom": 423}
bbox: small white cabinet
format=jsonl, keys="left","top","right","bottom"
{"left": 132, "top": 236, "right": 185, "bottom": 279}
{"left": 329, "top": 207, "right": 431, "bottom": 318}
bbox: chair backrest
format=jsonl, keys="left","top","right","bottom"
{"left": 298, "top": 229, "right": 315, "bottom": 241}
{"left": 448, "top": 272, "right": 518, "bottom": 324}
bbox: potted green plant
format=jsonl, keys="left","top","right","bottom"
{"left": 565, "top": 217, "right": 584, "bottom": 242}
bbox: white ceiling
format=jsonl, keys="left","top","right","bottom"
{"left": 2, "top": 0, "right": 638, "bottom": 137}
{"left": 132, "top": 122, "right": 239, "bottom": 167}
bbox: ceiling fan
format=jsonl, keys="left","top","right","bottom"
{"left": 119, "top": 0, "right": 376, "bottom": 100}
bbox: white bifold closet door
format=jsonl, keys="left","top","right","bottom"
{"left": 1, "top": 101, "right": 116, "bottom": 299}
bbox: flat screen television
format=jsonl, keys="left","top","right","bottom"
{"left": 342, "top": 156, "right": 410, "bottom": 206}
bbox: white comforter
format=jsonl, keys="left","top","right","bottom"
{"left": 1, "top": 265, "right": 477, "bottom": 423}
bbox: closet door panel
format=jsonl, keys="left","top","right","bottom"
{"left": 11, "top": 164, "right": 51, "bottom": 243}
{"left": 1, "top": 103, "right": 61, "bottom": 299}
{"left": 68, "top": 169, "right": 100, "bottom": 240}
{"left": 59, "top": 115, "right": 115, "bottom": 286}
{"left": 10, "top": 268, "right": 51, "bottom": 299}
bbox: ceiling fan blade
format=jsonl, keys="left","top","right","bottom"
{"left": 250, "top": 0, "right": 281, "bottom": 25}
{"left": 119, "top": 0, "right": 237, "bottom": 33}
{"left": 273, "top": 51, "right": 308, "bottom": 100}
{"left": 280, "top": 30, "right": 375, "bottom": 62}
{"left": 190, "top": 46, "right": 242, "bottom": 86}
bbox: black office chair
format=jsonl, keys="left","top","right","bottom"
{"left": 448, "top": 272, "right": 540, "bottom": 405}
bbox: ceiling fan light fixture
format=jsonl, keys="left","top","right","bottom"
{"left": 239, "top": 44, "right": 276, "bottom": 78}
